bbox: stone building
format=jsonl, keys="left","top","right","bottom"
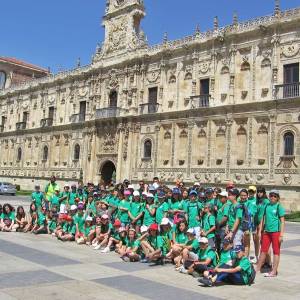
{"left": 0, "top": 0, "right": 299, "bottom": 209}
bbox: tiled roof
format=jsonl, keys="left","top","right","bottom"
{"left": 0, "top": 57, "right": 49, "bottom": 73}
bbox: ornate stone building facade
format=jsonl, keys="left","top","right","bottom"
{"left": 0, "top": 0, "right": 299, "bottom": 208}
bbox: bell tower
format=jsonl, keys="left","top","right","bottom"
{"left": 101, "top": 0, "right": 146, "bottom": 57}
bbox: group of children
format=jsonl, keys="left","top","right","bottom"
{"left": 0, "top": 178, "right": 286, "bottom": 287}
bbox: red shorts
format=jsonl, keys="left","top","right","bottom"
{"left": 261, "top": 232, "right": 281, "bottom": 255}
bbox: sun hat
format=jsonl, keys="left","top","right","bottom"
{"left": 199, "top": 237, "right": 209, "bottom": 244}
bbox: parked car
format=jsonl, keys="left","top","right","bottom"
{"left": 0, "top": 182, "right": 17, "bottom": 196}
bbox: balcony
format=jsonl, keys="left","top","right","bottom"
{"left": 190, "top": 94, "right": 210, "bottom": 108}
{"left": 0, "top": 125, "right": 4, "bottom": 133}
{"left": 40, "top": 118, "right": 53, "bottom": 128}
{"left": 139, "top": 103, "right": 160, "bottom": 114}
{"left": 95, "top": 107, "right": 121, "bottom": 119}
{"left": 274, "top": 83, "right": 300, "bottom": 99}
{"left": 16, "top": 122, "right": 26, "bottom": 130}
{"left": 70, "top": 113, "right": 85, "bottom": 123}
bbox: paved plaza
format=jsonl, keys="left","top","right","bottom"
{"left": 0, "top": 196, "right": 300, "bottom": 300}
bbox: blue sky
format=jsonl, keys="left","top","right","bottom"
{"left": 1, "top": 0, "right": 299, "bottom": 73}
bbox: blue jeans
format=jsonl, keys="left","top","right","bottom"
{"left": 216, "top": 270, "right": 245, "bottom": 285}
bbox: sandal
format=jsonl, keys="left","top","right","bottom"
{"left": 264, "top": 272, "right": 277, "bottom": 277}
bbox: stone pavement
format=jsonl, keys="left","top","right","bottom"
{"left": 0, "top": 197, "right": 300, "bottom": 300}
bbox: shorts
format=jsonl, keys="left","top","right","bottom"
{"left": 208, "top": 237, "right": 215, "bottom": 250}
{"left": 188, "top": 251, "right": 199, "bottom": 261}
{"left": 233, "top": 229, "right": 243, "bottom": 248}
{"left": 261, "top": 232, "right": 281, "bottom": 255}
{"left": 189, "top": 226, "right": 201, "bottom": 239}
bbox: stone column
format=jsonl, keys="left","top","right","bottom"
{"left": 171, "top": 123, "right": 176, "bottom": 167}
{"left": 268, "top": 113, "right": 277, "bottom": 183}
{"left": 225, "top": 118, "right": 233, "bottom": 180}
{"left": 116, "top": 127, "right": 124, "bottom": 182}
{"left": 186, "top": 121, "right": 194, "bottom": 180}
{"left": 153, "top": 124, "right": 160, "bottom": 176}
{"left": 247, "top": 117, "right": 253, "bottom": 168}
{"left": 207, "top": 120, "right": 212, "bottom": 167}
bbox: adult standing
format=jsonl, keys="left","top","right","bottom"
{"left": 256, "top": 190, "right": 285, "bottom": 277}
{"left": 44, "top": 176, "right": 59, "bottom": 210}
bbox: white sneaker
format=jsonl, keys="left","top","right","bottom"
{"left": 250, "top": 257, "right": 257, "bottom": 264}
{"left": 179, "top": 266, "right": 188, "bottom": 274}
{"left": 101, "top": 247, "right": 110, "bottom": 253}
{"left": 92, "top": 241, "right": 98, "bottom": 247}
{"left": 93, "top": 244, "right": 102, "bottom": 250}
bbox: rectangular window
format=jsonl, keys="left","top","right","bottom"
{"left": 148, "top": 87, "right": 158, "bottom": 113}
{"left": 200, "top": 79, "right": 210, "bottom": 95}
{"left": 79, "top": 101, "right": 86, "bottom": 121}
{"left": 22, "top": 112, "right": 28, "bottom": 123}
{"left": 48, "top": 106, "right": 55, "bottom": 119}
{"left": 1, "top": 116, "right": 6, "bottom": 126}
{"left": 284, "top": 63, "right": 299, "bottom": 84}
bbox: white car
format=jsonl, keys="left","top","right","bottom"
{"left": 0, "top": 182, "right": 17, "bottom": 196}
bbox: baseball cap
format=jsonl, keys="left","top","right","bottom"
{"left": 124, "top": 190, "right": 131, "bottom": 196}
{"left": 77, "top": 202, "right": 84, "bottom": 210}
{"left": 233, "top": 245, "right": 245, "bottom": 253}
{"left": 70, "top": 205, "right": 77, "bottom": 211}
{"left": 228, "top": 188, "right": 239, "bottom": 196}
{"left": 133, "top": 191, "right": 140, "bottom": 197}
{"left": 101, "top": 214, "right": 109, "bottom": 219}
{"left": 118, "top": 227, "right": 127, "bottom": 233}
{"left": 85, "top": 216, "right": 93, "bottom": 222}
{"left": 65, "top": 215, "right": 73, "bottom": 222}
{"left": 140, "top": 225, "right": 148, "bottom": 233}
{"left": 223, "top": 238, "right": 233, "bottom": 245}
{"left": 147, "top": 193, "right": 154, "bottom": 199}
{"left": 54, "top": 187, "right": 60, "bottom": 192}
{"left": 149, "top": 223, "right": 159, "bottom": 231}
{"left": 158, "top": 191, "right": 166, "bottom": 198}
{"left": 153, "top": 182, "right": 160, "bottom": 190}
{"left": 160, "top": 218, "right": 171, "bottom": 226}
{"left": 187, "top": 228, "right": 196, "bottom": 235}
{"left": 189, "top": 190, "right": 198, "bottom": 196}
{"left": 113, "top": 219, "right": 121, "bottom": 226}
{"left": 148, "top": 185, "right": 156, "bottom": 191}
{"left": 142, "top": 191, "right": 148, "bottom": 197}
{"left": 194, "top": 182, "right": 200, "bottom": 186}
{"left": 128, "top": 227, "right": 136, "bottom": 232}
{"left": 172, "top": 187, "right": 181, "bottom": 194}
{"left": 35, "top": 185, "right": 40, "bottom": 188}
{"left": 218, "top": 191, "right": 228, "bottom": 197}
{"left": 198, "top": 192, "right": 206, "bottom": 198}
{"left": 205, "top": 188, "right": 214, "bottom": 194}
{"left": 269, "top": 189, "right": 280, "bottom": 197}
{"left": 248, "top": 186, "right": 257, "bottom": 192}
{"left": 199, "top": 237, "right": 209, "bottom": 244}
{"left": 128, "top": 184, "right": 135, "bottom": 189}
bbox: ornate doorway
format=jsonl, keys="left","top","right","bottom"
{"left": 100, "top": 160, "right": 116, "bottom": 184}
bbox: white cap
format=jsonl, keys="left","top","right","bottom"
{"left": 70, "top": 205, "right": 77, "bottom": 211}
{"left": 218, "top": 191, "right": 228, "bottom": 197}
{"left": 160, "top": 218, "right": 171, "bottom": 226}
{"left": 140, "top": 225, "right": 148, "bottom": 233}
{"left": 118, "top": 227, "right": 126, "bottom": 233}
{"left": 133, "top": 191, "right": 140, "bottom": 197}
{"left": 199, "top": 237, "right": 209, "bottom": 244}
{"left": 147, "top": 193, "right": 154, "bottom": 198}
{"left": 59, "top": 205, "right": 67, "bottom": 214}
{"left": 187, "top": 228, "right": 196, "bottom": 235}
{"left": 85, "top": 216, "right": 93, "bottom": 222}
{"left": 101, "top": 214, "right": 109, "bottom": 219}
{"left": 194, "top": 182, "right": 200, "bottom": 186}
{"left": 142, "top": 191, "right": 148, "bottom": 197}
{"left": 128, "top": 184, "right": 135, "bottom": 189}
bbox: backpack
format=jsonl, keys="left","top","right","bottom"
{"left": 236, "top": 203, "right": 253, "bottom": 232}
{"left": 248, "top": 264, "right": 256, "bottom": 285}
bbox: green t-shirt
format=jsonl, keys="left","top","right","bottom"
{"left": 148, "top": 235, "right": 168, "bottom": 255}
{"left": 143, "top": 204, "right": 156, "bottom": 226}
{"left": 227, "top": 202, "right": 243, "bottom": 230}
{"left": 50, "top": 194, "right": 61, "bottom": 207}
{"left": 63, "top": 222, "right": 76, "bottom": 235}
{"left": 86, "top": 201, "right": 97, "bottom": 217}
{"left": 185, "top": 201, "right": 202, "bottom": 228}
{"left": 219, "top": 249, "right": 236, "bottom": 265}
{"left": 111, "top": 227, "right": 120, "bottom": 240}
{"left": 60, "top": 191, "right": 69, "bottom": 205}
{"left": 175, "top": 231, "right": 188, "bottom": 244}
{"left": 0, "top": 211, "right": 15, "bottom": 221}
{"left": 216, "top": 203, "right": 230, "bottom": 224}
{"left": 264, "top": 202, "right": 285, "bottom": 232}
{"left": 117, "top": 200, "right": 131, "bottom": 223}
{"left": 237, "top": 256, "right": 253, "bottom": 284}
{"left": 169, "top": 200, "right": 184, "bottom": 213}
{"left": 83, "top": 224, "right": 95, "bottom": 237}
{"left": 48, "top": 219, "right": 57, "bottom": 232}
{"left": 74, "top": 213, "right": 85, "bottom": 233}
{"left": 198, "top": 246, "right": 217, "bottom": 267}
{"left": 156, "top": 202, "right": 169, "bottom": 224}
{"left": 69, "top": 192, "right": 77, "bottom": 205}
{"left": 185, "top": 238, "right": 199, "bottom": 254}
{"left": 31, "top": 191, "right": 44, "bottom": 208}
{"left": 126, "top": 239, "right": 141, "bottom": 251}
{"left": 130, "top": 202, "right": 144, "bottom": 219}
{"left": 202, "top": 213, "right": 216, "bottom": 238}
{"left": 245, "top": 198, "right": 258, "bottom": 219}
{"left": 37, "top": 211, "right": 46, "bottom": 226}
{"left": 256, "top": 198, "right": 269, "bottom": 224}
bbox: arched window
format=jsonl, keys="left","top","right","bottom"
{"left": 0, "top": 71, "right": 6, "bottom": 90}
{"left": 109, "top": 90, "right": 118, "bottom": 108}
{"left": 43, "top": 145, "right": 48, "bottom": 161}
{"left": 74, "top": 144, "right": 80, "bottom": 160}
{"left": 144, "top": 140, "right": 152, "bottom": 159}
{"left": 17, "top": 147, "right": 22, "bottom": 161}
{"left": 284, "top": 132, "right": 294, "bottom": 156}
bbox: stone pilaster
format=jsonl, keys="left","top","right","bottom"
{"left": 225, "top": 118, "right": 233, "bottom": 180}
{"left": 186, "top": 121, "right": 194, "bottom": 179}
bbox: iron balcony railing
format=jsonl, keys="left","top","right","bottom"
{"left": 16, "top": 122, "right": 26, "bottom": 130}
{"left": 139, "top": 103, "right": 160, "bottom": 114}
{"left": 95, "top": 107, "right": 121, "bottom": 118}
{"left": 190, "top": 94, "right": 210, "bottom": 108}
{"left": 274, "top": 82, "right": 300, "bottom": 99}
{"left": 70, "top": 113, "right": 85, "bottom": 123}
{"left": 40, "top": 118, "right": 53, "bottom": 128}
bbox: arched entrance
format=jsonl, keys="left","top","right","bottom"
{"left": 100, "top": 160, "right": 116, "bottom": 184}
